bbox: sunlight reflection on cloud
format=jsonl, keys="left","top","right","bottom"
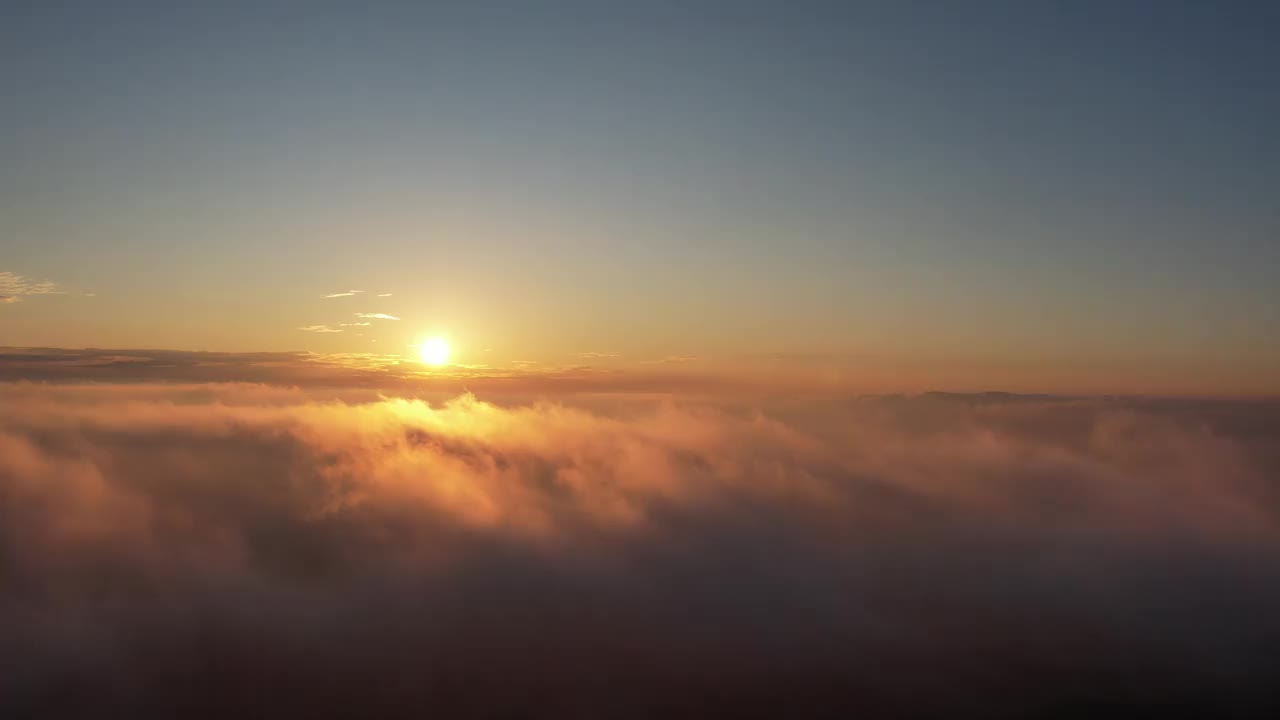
{"left": 2, "top": 383, "right": 1279, "bottom": 715}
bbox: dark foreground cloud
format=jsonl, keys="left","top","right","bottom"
{"left": 3, "top": 383, "right": 1280, "bottom": 717}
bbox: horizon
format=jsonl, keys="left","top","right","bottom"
{"left": 1, "top": 344, "right": 1277, "bottom": 399}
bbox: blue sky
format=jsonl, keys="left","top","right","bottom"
{"left": 2, "top": 0, "right": 1277, "bottom": 391}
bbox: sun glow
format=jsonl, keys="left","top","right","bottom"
{"left": 418, "top": 337, "right": 450, "bottom": 366}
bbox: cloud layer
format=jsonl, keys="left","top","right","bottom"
{"left": 2, "top": 383, "right": 1279, "bottom": 716}
{"left": 0, "top": 347, "right": 721, "bottom": 394}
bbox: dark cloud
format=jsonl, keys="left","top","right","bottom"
{"left": 0, "top": 347, "right": 383, "bottom": 386}
{"left": 0, "top": 346, "right": 751, "bottom": 394}
{"left": 2, "top": 383, "right": 1280, "bottom": 717}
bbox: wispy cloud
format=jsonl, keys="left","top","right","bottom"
{"left": 340, "top": 322, "right": 372, "bottom": 327}
{"left": 298, "top": 325, "right": 343, "bottom": 333}
{"left": 642, "top": 355, "right": 698, "bottom": 364}
{"left": 0, "top": 271, "right": 60, "bottom": 304}
{"left": 322, "top": 290, "right": 365, "bottom": 299}
{"left": 377, "top": 293, "right": 392, "bottom": 297}
{"left": 354, "top": 313, "right": 399, "bottom": 321}
{"left": 578, "top": 351, "right": 620, "bottom": 359}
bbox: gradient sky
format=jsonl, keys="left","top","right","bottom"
{"left": 2, "top": 1, "right": 1277, "bottom": 393}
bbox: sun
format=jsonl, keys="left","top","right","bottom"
{"left": 418, "top": 337, "right": 450, "bottom": 366}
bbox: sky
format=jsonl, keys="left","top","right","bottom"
{"left": 2, "top": 0, "right": 1278, "bottom": 394}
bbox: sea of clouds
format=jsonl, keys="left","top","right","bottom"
{"left": 3, "top": 382, "right": 1279, "bottom": 716}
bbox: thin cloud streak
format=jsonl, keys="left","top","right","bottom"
{"left": 0, "top": 271, "right": 60, "bottom": 303}
{"left": 298, "top": 325, "right": 343, "bottom": 333}
{"left": 643, "top": 355, "right": 698, "bottom": 364}
{"left": 354, "top": 313, "right": 399, "bottom": 321}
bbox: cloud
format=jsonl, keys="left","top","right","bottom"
{"left": 339, "top": 322, "right": 371, "bottom": 327}
{"left": 578, "top": 351, "right": 620, "bottom": 359}
{"left": 0, "top": 345, "right": 1271, "bottom": 408}
{"left": 377, "top": 293, "right": 392, "bottom": 297}
{"left": 0, "top": 271, "right": 60, "bottom": 304}
{"left": 354, "top": 313, "right": 399, "bottom": 321}
{"left": 298, "top": 325, "right": 343, "bottom": 333}
{"left": 323, "top": 290, "right": 364, "bottom": 298}
{"left": 643, "top": 355, "right": 698, "bottom": 364}
{"left": 1, "top": 381, "right": 1279, "bottom": 715}
{"left": 0, "top": 348, "right": 390, "bottom": 387}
